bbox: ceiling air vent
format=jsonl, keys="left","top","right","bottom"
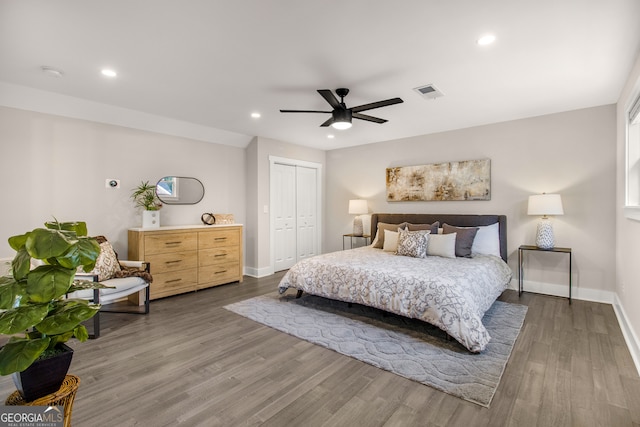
{"left": 413, "top": 84, "right": 444, "bottom": 100}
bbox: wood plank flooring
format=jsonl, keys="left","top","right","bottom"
{"left": 1, "top": 273, "right": 639, "bottom": 426}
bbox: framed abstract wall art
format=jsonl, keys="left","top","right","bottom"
{"left": 386, "top": 159, "right": 491, "bottom": 201}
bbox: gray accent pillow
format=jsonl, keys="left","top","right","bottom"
{"left": 397, "top": 229, "right": 430, "bottom": 258}
{"left": 443, "top": 223, "right": 479, "bottom": 258}
{"left": 372, "top": 222, "right": 407, "bottom": 249}
{"left": 407, "top": 222, "right": 440, "bottom": 235}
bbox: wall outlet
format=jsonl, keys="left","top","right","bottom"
{"left": 106, "top": 179, "right": 120, "bottom": 189}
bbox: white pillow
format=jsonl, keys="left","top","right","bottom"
{"left": 427, "top": 233, "right": 457, "bottom": 258}
{"left": 470, "top": 222, "right": 501, "bottom": 257}
{"left": 383, "top": 229, "right": 400, "bottom": 252}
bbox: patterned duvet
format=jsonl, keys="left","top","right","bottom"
{"left": 278, "top": 246, "right": 513, "bottom": 352}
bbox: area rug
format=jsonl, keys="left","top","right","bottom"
{"left": 224, "top": 293, "right": 527, "bottom": 407}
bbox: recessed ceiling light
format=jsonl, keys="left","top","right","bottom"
{"left": 101, "top": 69, "right": 117, "bottom": 78}
{"left": 477, "top": 34, "right": 496, "bottom": 46}
{"left": 251, "top": 112, "right": 261, "bottom": 119}
{"left": 327, "top": 134, "right": 335, "bottom": 139}
{"left": 41, "top": 66, "right": 63, "bottom": 78}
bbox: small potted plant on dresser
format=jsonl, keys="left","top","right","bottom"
{"left": 131, "top": 180, "right": 163, "bottom": 228}
{"left": 0, "top": 221, "right": 108, "bottom": 401}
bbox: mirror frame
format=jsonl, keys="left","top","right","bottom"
{"left": 156, "top": 176, "right": 205, "bottom": 205}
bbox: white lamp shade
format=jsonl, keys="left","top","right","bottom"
{"left": 348, "top": 199, "right": 368, "bottom": 215}
{"left": 527, "top": 194, "right": 564, "bottom": 216}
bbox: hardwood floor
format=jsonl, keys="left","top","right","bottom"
{"left": 2, "top": 273, "right": 639, "bottom": 426}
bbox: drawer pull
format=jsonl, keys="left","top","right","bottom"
{"left": 214, "top": 270, "right": 228, "bottom": 274}
{"left": 165, "top": 241, "right": 182, "bottom": 245}
{"left": 214, "top": 237, "right": 227, "bottom": 240}
{"left": 165, "top": 260, "right": 182, "bottom": 264}
{"left": 165, "top": 278, "right": 182, "bottom": 283}
{"left": 214, "top": 254, "right": 227, "bottom": 258}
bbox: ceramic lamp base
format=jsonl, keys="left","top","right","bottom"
{"left": 536, "top": 218, "right": 554, "bottom": 249}
{"left": 353, "top": 216, "right": 364, "bottom": 237}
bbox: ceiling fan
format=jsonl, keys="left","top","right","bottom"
{"left": 280, "top": 88, "right": 403, "bottom": 130}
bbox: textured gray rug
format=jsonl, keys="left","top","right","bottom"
{"left": 224, "top": 292, "right": 527, "bottom": 407}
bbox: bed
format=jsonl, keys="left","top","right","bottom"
{"left": 278, "top": 213, "right": 513, "bottom": 352}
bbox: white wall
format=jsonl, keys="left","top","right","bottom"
{"left": 0, "top": 106, "right": 246, "bottom": 259}
{"left": 326, "top": 105, "right": 616, "bottom": 301}
{"left": 615, "top": 50, "right": 640, "bottom": 373}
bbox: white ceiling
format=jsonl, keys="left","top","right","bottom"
{"left": 1, "top": 0, "right": 639, "bottom": 150}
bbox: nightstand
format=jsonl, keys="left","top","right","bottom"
{"left": 518, "top": 245, "right": 572, "bottom": 303}
{"left": 343, "top": 234, "right": 371, "bottom": 250}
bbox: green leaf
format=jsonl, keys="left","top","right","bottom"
{"left": 0, "top": 337, "right": 50, "bottom": 375}
{"left": 11, "top": 248, "right": 31, "bottom": 280}
{"left": 7, "top": 233, "right": 28, "bottom": 252}
{"left": 0, "top": 277, "right": 23, "bottom": 310}
{"left": 35, "top": 300, "right": 99, "bottom": 335}
{"left": 25, "top": 228, "right": 77, "bottom": 260}
{"left": 73, "top": 325, "right": 89, "bottom": 342}
{"left": 68, "top": 279, "right": 114, "bottom": 294}
{"left": 45, "top": 221, "right": 88, "bottom": 237}
{"left": 48, "top": 331, "right": 74, "bottom": 349}
{"left": 57, "top": 237, "right": 100, "bottom": 270}
{"left": 26, "top": 265, "right": 74, "bottom": 302}
{"left": 0, "top": 304, "right": 49, "bottom": 334}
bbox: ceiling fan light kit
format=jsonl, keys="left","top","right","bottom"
{"left": 331, "top": 108, "right": 352, "bottom": 129}
{"left": 280, "top": 88, "right": 403, "bottom": 129}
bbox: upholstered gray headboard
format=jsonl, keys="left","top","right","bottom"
{"left": 370, "top": 213, "right": 508, "bottom": 262}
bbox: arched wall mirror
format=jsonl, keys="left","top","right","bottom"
{"left": 156, "top": 176, "right": 205, "bottom": 205}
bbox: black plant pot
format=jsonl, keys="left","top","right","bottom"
{"left": 11, "top": 343, "right": 74, "bottom": 401}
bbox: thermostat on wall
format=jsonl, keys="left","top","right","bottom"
{"left": 105, "top": 179, "right": 120, "bottom": 189}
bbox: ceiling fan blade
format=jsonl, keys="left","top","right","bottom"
{"left": 318, "top": 89, "right": 342, "bottom": 109}
{"left": 280, "top": 109, "right": 332, "bottom": 113}
{"left": 352, "top": 113, "right": 387, "bottom": 124}
{"left": 320, "top": 117, "right": 335, "bottom": 127}
{"left": 351, "top": 97, "right": 403, "bottom": 113}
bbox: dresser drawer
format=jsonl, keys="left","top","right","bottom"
{"left": 198, "top": 229, "right": 240, "bottom": 250}
{"left": 145, "top": 232, "right": 197, "bottom": 255}
{"left": 199, "top": 247, "right": 240, "bottom": 267}
{"left": 146, "top": 251, "right": 197, "bottom": 274}
{"left": 198, "top": 263, "right": 240, "bottom": 287}
{"left": 151, "top": 269, "right": 197, "bottom": 300}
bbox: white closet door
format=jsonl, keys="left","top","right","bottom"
{"left": 296, "top": 166, "right": 317, "bottom": 260}
{"left": 273, "top": 163, "right": 297, "bottom": 272}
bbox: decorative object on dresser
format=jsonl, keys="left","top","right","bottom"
{"left": 0, "top": 221, "right": 103, "bottom": 401}
{"left": 131, "top": 180, "right": 163, "bottom": 228}
{"left": 128, "top": 224, "right": 243, "bottom": 300}
{"left": 348, "top": 199, "right": 368, "bottom": 236}
{"left": 527, "top": 193, "right": 564, "bottom": 249}
{"left": 201, "top": 213, "right": 216, "bottom": 225}
{"left": 386, "top": 159, "right": 491, "bottom": 201}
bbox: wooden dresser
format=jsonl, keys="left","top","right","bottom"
{"left": 128, "top": 224, "right": 243, "bottom": 300}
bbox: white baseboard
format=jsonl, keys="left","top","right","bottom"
{"left": 613, "top": 294, "right": 640, "bottom": 377}
{"left": 508, "top": 279, "right": 614, "bottom": 304}
{"left": 243, "top": 266, "right": 275, "bottom": 278}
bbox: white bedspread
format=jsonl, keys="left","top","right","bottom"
{"left": 278, "top": 246, "right": 513, "bottom": 352}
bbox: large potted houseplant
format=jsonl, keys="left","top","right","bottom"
{"left": 131, "top": 180, "right": 162, "bottom": 228}
{"left": 0, "top": 220, "right": 108, "bottom": 401}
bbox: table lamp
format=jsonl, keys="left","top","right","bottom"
{"left": 348, "top": 199, "right": 368, "bottom": 237}
{"left": 527, "top": 193, "right": 564, "bottom": 249}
